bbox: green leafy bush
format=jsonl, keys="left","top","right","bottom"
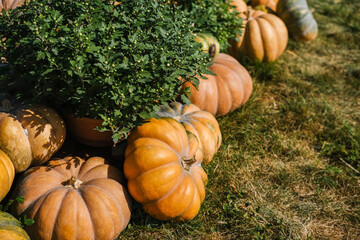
{"left": 171, "top": 0, "right": 244, "bottom": 51}
{"left": 0, "top": 0, "right": 211, "bottom": 142}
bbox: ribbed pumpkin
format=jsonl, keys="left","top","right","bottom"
{"left": 233, "top": 9, "right": 288, "bottom": 62}
{"left": 11, "top": 156, "right": 132, "bottom": 240}
{"left": 182, "top": 53, "right": 253, "bottom": 116}
{"left": 157, "top": 102, "right": 221, "bottom": 164}
{"left": 0, "top": 211, "right": 30, "bottom": 240}
{"left": 0, "top": 105, "right": 66, "bottom": 172}
{"left": 124, "top": 117, "right": 208, "bottom": 221}
{"left": 277, "top": 0, "right": 318, "bottom": 42}
{"left": 194, "top": 33, "right": 220, "bottom": 58}
{"left": 0, "top": 0, "right": 24, "bottom": 11}
{"left": 0, "top": 150, "right": 14, "bottom": 202}
{"left": 251, "top": 0, "right": 279, "bottom": 12}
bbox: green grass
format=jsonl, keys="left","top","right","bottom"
{"left": 118, "top": 0, "right": 360, "bottom": 239}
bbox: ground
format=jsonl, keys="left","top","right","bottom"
{"left": 118, "top": 0, "right": 360, "bottom": 239}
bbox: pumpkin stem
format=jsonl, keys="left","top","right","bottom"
{"left": 63, "top": 176, "right": 83, "bottom": 189}
{"left": 208, "top": 44, "right": 216, "bottom": 58}
{"left": 181, "top": 156, "right": 196, "bottom": 171}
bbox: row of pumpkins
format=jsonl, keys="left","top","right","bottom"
{"left": 0, "top": 0, "right": 318, "bottom": 240}
{"left": 0, "top": 52, "right": 250, "bottom": 240}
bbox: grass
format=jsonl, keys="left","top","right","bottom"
{"left": 118, "top": 0, "right": 360, "bottom": 239}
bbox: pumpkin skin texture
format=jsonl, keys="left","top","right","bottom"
{"left": 182, "top": 53, "right": 253, "bottom": 116}
{"left": 251, "top": 0, "right": 279, "bottom": 12}
{"left": 277, "top": 0, "right": 318, "bottom": 42}
{"left": 0, "top": 150, "right": 14, "bottom": 202}
{"left": 230, "top": 0, "right": 248, "bottom": 19}
{"left": 11, "top": 156, "right": 132, "bottom": 240}
{"left": 194, "top": 33, "right": 220, "bottom": 58}
{"left": 124, "top": 117, "right": 208, "bottom": 221}
{"left": 0, "top": 0, "right": 24, "bottom": 11}
{"left": 235, "top": 9, "right": 288, "bottom": 62}
{"left": 0, "top": 105, "right": 66, "bottom": 172}
{"left": 0, "top": 211, "right": 30, "bottom": 240}
{"left": 157, "top": 102, "right": 221, "bottom": 164}
{"left": 228, "top": 0, "right": 247, "bottom": 57}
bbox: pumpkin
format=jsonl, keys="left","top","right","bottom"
{"left": 230, "top": 0, "right": 248, "bottom": 19}
{"left": 0, "top": 211, "right": 30, "bottom": 240}
{"left": 157, "top": 102, "right": 221, "bottom": 164}
{"left": 277, "top": 0, "right": 318, "bottom": 42}
{"left": 0, "top": 0, "right": 24, "bottom": 11}
{"left": 0, "top": 105, "right": 66, "bottom": 172}
{"left": 228, "top": 0, "right": 248, "bottom": 56}
{"left": 124, "top": 117, "right": 208, "bottom": 221}
{"left": 231, "top": 9, "right": 288, "bottom": 62}
{"left": 0, "top": 150, "right": 14, "bottom": 202}
{"left": 194, "top": 33, "right": 220, "bottom": 58}
{"left": 182, "top": 53, "right": 253, "bottom": 116}
{"left": 11, "top": 156, "right": 132, "bottom": 240}
{"left": 251, "top": 0, "right": 278, "bottom": 12}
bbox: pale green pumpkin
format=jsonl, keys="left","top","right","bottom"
{"left": 194, "top": 33, "right": 221, "bottom": 58}
{"left": 277, "top": 0, "right": 318, "bottom": 42}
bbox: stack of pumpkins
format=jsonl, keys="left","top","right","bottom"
{"left": 229, "top": 0, "right": 318, "bottom": 62}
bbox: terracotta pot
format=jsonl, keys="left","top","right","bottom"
{"left": 66, "top": 114, "right": 113, "bottom": 147}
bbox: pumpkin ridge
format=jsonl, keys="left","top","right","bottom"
{"left": 51, "top": 189, "right": 73, "bottom": 239}
{"left": 32, "top": 188, "right": 68, "bottom": 240}
{"left": 80, "top": 185, "right": 116, "bottom": 238}
{"left": 142, "top": 172, "right": 185, "bottom": 205}
{"left": 15, "top": 186, "right": 64, "bottom": 217}
{"left": 76, "top": 189, "right": 96, "bottom": 240}
{"left": 125, "top": 137, "right": 176, "bottom": 157}
{"left": 81, "top": 181, "right": 126, "bottom": 232}
{"left": 163, "top": 118, "right": 188, "bottom": 155}
{"left": 175, "top": 173, "right": 198, "bottom": 220}
{"left": 127, "top": 150, "right": 181, "bottom": 178}
{"left": 212, "top": 62, "right": 245, "bottom": 110}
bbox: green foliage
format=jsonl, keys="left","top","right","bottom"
{"left": 0, "top": 196, "right": 34, "bottom": 227}
{"left": 0, "top": 0, "right": 211, "bottom": 142}
{"left": 171, "top": 0, "right": 244, "bottom": 51}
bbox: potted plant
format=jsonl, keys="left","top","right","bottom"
{"left": 171, "top": 0, "right": 244, "bottom": 52}
{"left": 0, "top": 0, "right": 211, "bottom": 146}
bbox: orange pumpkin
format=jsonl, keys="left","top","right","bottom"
{"left": 0, "top": 105, "right": 66, "bottom": 172}
{"left": 124, "top": 117, "right": 208, "bottom": 221}
{"left": 0, "top": 149, "right": 14, "bottom": 202}
{"left": 230, "top": 0, "right": 248, "bottom": 19}
{"left": 182, "top": 53, "right": 253, "bottom": 116}
{"left": 157, "top": 102, "right": 221, "bottom": 164}
{"left": 231, "top": 9, "right": 288, "bottom": 62}
{"left": 11, "top": 156, "right": 132, "bottom": 240}
{"left": 0, "top": 0, "right": 24, "bottom": 11}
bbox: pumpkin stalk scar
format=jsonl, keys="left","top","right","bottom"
{"left": 181, "top": 156, "right": 196, "bottom": 171}
{"left": 62, "top": 176, "right": 83, "bottom": 190}
{"left": 209, "top": 44, "right": 216, "bottom": 58}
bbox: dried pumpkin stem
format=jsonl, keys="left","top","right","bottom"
{"left": 63, "top": 176, "right": 83, "bottom": 189}
{"left": 181, "top": 156, "right": 196, "bottom": 171}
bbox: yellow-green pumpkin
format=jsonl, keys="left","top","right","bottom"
{"left": 194, "top": 33, "right": 221, "bottom": 58}
{"left": 0, "top": 211, "right": 30, "bottom": 240}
